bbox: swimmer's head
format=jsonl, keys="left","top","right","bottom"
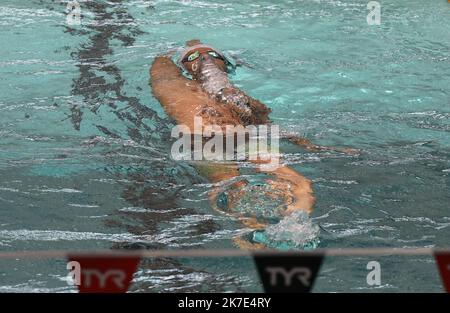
{"left": 178, "top": 41, "right": 232, "bottom": 78}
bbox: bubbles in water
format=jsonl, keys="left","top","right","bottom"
{"left": 252, "top": 211, "right": 320, "bottom": 250}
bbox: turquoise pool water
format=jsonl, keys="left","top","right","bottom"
{"left": 0, "top": 0, "right": 449, "bottom": 292}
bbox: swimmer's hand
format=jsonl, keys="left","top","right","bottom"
{"left": 283, "top": 133, "right": 361, "bottom": 156}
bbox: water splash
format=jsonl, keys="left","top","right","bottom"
{"left": 251, "top": 211, "right": 320, "bottom": 250}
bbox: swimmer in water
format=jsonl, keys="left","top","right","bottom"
{"left": 150, "top": 40, "right": 357, "bottom": 248}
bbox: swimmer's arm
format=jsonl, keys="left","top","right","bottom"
{"left": 282, "top": 133, "right": 360, "bottom": 155}
{"left": 254, "top": 160, "right": 315, "bottom": 214}
{"left": 229, "top": 54, "right": 254, "bottom": 69}
{"left": 150, "top": 55, "right": 185, "bottom": 84}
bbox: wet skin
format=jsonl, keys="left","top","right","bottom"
{"left": 149, "top": 41, "right": 356, "bottom": 247}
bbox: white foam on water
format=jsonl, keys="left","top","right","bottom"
{"left": 68, "top": 203, "right": 100, "bottom": 208}
{"left": 37, "top": 188, "right": 82, "bottom": 193}
{"left": 0, "top": 229, "right": 141, "bottom": 242}
{"left": 255, "top": 211, "right": 320, "bottom": 249}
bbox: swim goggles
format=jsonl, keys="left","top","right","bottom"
{"left": 182, "top": 50, "right": 223, "bottom": 63}
{"left": 178, "top": 44, "right": 236, "bottom": 73}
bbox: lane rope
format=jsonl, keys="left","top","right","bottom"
{"left": 0, "top": 247, "right": 445, "bottom": 259}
